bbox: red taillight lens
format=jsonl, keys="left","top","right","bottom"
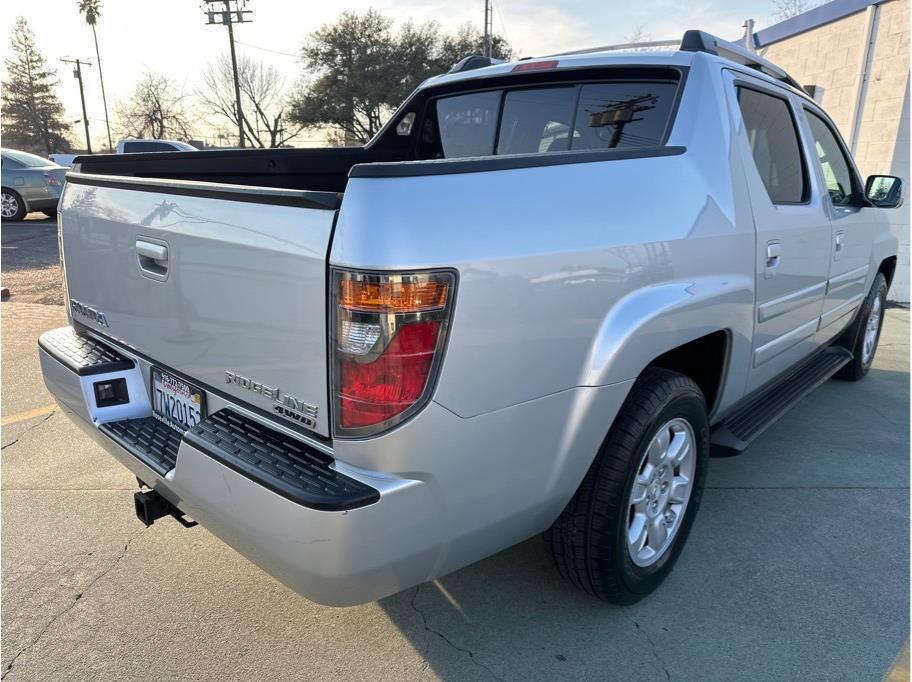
{"left": 332, "top": 270, "right": 455, "bottom": 438}
{"left": 339, "top": 320, "right": 440, "bottom": 428}
{"left": 44, "top": 172, "right": 61, "bottom": 187}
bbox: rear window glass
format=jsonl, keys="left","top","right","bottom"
{"left": 425, "top": 79, "right": 678, "bottom": 159}
{"left": 497, "top": 87, "right": 576, "bottom": 155}
{"left": 3, "top": 149, "right": 52, "bottom": 167}
{"left": 572, "top": 82, "right": 678, "bottom": 150}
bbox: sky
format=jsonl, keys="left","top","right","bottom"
{"left": 0, "top": 0, "right": 792, "bottom": 149}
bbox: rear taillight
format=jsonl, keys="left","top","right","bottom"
{"left": 332, "top": 269, "right": 456, "bottom": 438}
{"left": 43, "top": 172, "right": 61, "bottom": 187}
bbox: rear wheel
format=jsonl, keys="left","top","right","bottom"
{"left": 1, "top": 189, "right": 25, "bottom": 222}
{"left": 835, "top": 272, "right": 887, "bottom": 381}
{"left": 546, "top": 367, "right": 709, "bottom": 604}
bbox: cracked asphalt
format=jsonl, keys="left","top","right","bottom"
{"left": 0, "top": 244, "right": 909, "bottom": 679}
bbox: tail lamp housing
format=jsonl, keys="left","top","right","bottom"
{"left": 331, "top": 269, "right": 456, "bottom": 438}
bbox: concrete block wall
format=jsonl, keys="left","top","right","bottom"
{"left": 760, "top": 0, "right": 910, "bottom": 301}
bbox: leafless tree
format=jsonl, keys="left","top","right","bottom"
{"left": 199, "top": 54, "right": 304, "bottom": 148}
{"left": 773, "top": 0, "right": 817, "bottom": 20}
{"left": 114, "top": 70, "right": 194, "bottom": 140}
{"left": 625, "top": 25, "right": 651, "bottom": 46}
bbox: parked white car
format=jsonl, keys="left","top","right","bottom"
{"left": 49, "top": 139, "right": 196, "bottom": 167}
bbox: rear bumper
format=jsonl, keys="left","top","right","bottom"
{"left": 38, "top": 326, "right": 439, "bottom": 606}
{"left": 40, "top": 325, "right": 636, "bottom": 606}
{"left": 22, "top": 187, "right": 61, "bottom": 212}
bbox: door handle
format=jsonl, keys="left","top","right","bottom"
{"left": 136, "top": 240, "right": 168, "bottom": 262}
{"left": 765, "top": 241, "right": 781, "bottom": 279}
{"left": 136, "top": 239, "right": 169, "bottom": 281}
{"left": 834, "top": 231, "right": 844, "bottom": 261}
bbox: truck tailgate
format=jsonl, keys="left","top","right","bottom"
{"left": 60, "top": 173, "right": 337, "bottom": 437}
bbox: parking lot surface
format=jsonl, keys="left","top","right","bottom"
{"left": 1, "top": 225, "right": 909, "bottom": 680}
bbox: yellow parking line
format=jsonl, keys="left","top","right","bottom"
{"left": 1, "top": 404, "right": 57, "bottom": 426}
{"left": 885, "top": 640, "right": 910, "bottom": 682}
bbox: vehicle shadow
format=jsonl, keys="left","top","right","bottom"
{"left": 377, "top": 536, "right": 669, "bottom": 681}
{"left": 375, "top": 353, "right": 910, "bottom": 680}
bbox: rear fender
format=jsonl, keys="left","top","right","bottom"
{"left": 579, "top": 275, "right": 754, "bottom": 404}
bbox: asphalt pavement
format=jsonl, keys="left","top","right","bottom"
{"left": 1, "top": 215, "right": 63, "bottom": 305}
{"left": 0, "top": 222, "right": 908, "bottom": 680}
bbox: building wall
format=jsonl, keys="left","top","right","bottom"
{"left": 760, "top": 0, "right": 910, "bottom": 301}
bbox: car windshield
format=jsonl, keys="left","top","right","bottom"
{"left": 3, "top": 150, "right": 56, "bottom": 167}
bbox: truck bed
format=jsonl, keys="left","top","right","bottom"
{"left": 73, "top": 146, "right": 404, "bottom": 193}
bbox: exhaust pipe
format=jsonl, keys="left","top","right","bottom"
{"left": 134, "top": 489, "right": 197, "bottom": 528}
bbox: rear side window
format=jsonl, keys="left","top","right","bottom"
{"left": 422, "top": 77, "right": 680, "bottom": 159}
{"left": 123, "top": 141, "right": 175, "bottom": 153}
{"left": 737, "top": 88, "right": 807, "bottom": 204}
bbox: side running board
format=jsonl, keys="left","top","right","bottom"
{"left": 711, "top": 346, "right": 852, "bottom": 455}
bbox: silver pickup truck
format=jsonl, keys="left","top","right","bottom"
{"left": 39, "top": 31, "right": 901, "bottom": 606}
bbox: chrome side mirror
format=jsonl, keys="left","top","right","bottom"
{"left": 865, "top": 175, "right": 903, "bottom": 208}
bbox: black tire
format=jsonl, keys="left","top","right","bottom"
{"left": 1, "top": 188, "right": 26, "bottom": 222}
{"left": 546, "top": 367, "right": 709, "bottom": 604}
{"left": 835, "top": 272, "right": 888, "bottom": 381}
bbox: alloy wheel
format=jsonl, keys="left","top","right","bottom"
{"left": 626, "top": 417, "right": 696, "bottom": 567}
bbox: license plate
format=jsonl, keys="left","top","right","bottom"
{"left": 151, "top": 368, "right": 205, "bottom": 433}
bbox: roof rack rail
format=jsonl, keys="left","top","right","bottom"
{"left": 537, "top": 30, "right": 801, "bottom": 91}
{"left": 542, "top": 39, "right": 679, "bottom": 58}
{"left": 680, "top": 29, "right": 802, "bottom": 90}
{"left": 448, "top": 55, "right": 505, "bottom": 74}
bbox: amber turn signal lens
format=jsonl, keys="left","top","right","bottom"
{"left": 339, "top": 278, "right": 448, "bottom": 313}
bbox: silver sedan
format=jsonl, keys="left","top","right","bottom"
{"left": 1, "top": 149, "right": 69, "bottom": 222}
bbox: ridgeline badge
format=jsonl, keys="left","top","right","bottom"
{"left": 224, "top": 371, "right": 319, "bottom": 427}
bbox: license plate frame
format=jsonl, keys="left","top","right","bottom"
{"left": 151, "top": 367, "right": 206, "bottom": 433}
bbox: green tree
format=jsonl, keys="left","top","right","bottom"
{"left": 1, "top": 17, "right": 73, "bottom": 155}
{"left": 78, "top": 0, "right": 113, "bottom": 150}
{"left": 290, "top": 10, "right": 511, "bottom": 145}
{"left": 436, "top": 22, "right": 512, "bottom": 72}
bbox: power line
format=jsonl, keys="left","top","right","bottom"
{"left": 492, "top": 0, "right": 511, "bottom": 46}
{"left": 234, "top": 40, "right": 301, "bottom": 60}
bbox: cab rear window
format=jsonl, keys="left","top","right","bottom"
{"left": 420, "top": 77, "right": 680, "bottom": 159}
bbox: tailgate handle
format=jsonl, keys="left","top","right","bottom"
{"left": 136, "top": 239, "right": 169, "bottom": 281}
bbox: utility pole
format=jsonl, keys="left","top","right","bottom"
{"left": 205, "top": 0, "right": 252, "bottom": 148}
{"left": 61, "top": 58, "right": 92, "bottom": 154}
{"left": 483, "top": 0, "right": 493, "bottom": 58}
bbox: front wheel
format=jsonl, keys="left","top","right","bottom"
{"left": 835, "top": 272, "right": 887, "bottom": 381}
{"left": 546, "top": 367, "right": 709, "bottom": 604}
{"left": 1, "top": 189, "right": 26, "bottom": 222}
